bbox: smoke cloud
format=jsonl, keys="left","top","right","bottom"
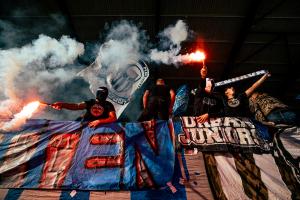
{"left": 79, "top": 20, "right": 149, "bottom": 94}
{"left": 80, "top": 19, "right": 191, "bottom": 96}
{"left": 0, "top": 34, "right": 84, "bottom": 130}
{"left": 149, "top": 20, "right": 190, "bottom": 66}
{"left": 0, "top": 18, "right": 194, "bottom": 129}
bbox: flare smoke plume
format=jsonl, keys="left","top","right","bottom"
{"left": 149, "top": 20, "right": 190, "bottom": 66}
{"left": 0, "top": 34, "right": 84, "bottom": 130}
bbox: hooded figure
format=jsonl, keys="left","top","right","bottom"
{"left": 52, "top": 86, "right": 116, "bottom": 128}
{"left": 96, "top": 87, "right": 109, "bottom": 102}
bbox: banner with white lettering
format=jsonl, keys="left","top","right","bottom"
{"left": 176, "top": 117, "right": 270, "bottom": 152}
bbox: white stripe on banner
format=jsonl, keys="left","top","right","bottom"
{"left": 279, "top": 127, "right": 300, "bottom": 160}
{"left": 19, "top": 189, "right": 61, "bottom": 200}
{"left": 0, "top": 189, "right": 9, "bottom": 199}
{"left": 90, "top": 191, "right": 131, "bottom": 200}
{"left": 185, "top": 153, "right": 214, "bottom": 200}
{"left": 215, "top": 153, "right": 250, "bottom": 200}
{"left": 253, "top": 154, "right": 292, "bottom": 200}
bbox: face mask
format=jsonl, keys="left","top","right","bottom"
{"left": 96, "top": 87, "right": 108, "bottom": 102}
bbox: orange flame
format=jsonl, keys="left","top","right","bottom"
{"left": 189, "top": 51, "right": 206, "bottom": 62}
{"left": 180, "top": 50, "right": 206, "bottom": 64}
{"left": 16, "top": 101, "right": 41, "bottom": 119}
{"left": 0, "top": 101, "right": 42, "bottom": 131}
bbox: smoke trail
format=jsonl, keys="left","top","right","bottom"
{"left": 149, "top": 20, "right": 190, "bottom": 66}
{"left": 0, "top": 34, "right": 84, "bottom": 130}
{"left": 79, "top": 20, "right": 149, "bottom": 92}
{"left": 78, "top": 21, "right": 150, "bottom": 117}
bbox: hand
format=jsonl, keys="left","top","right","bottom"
{"left": 264, "top": 121, "right": 275, "bottom": 126}
{"left": 200, "top": 66, "right": 207, "bottom": 79}
{"left": 88, "top": 120, "right": 100, "bottom": 128}
{"left": 265, "top": 71, "right": 271, "bottom": 77}
{"left": 51, "top": 102, "right": 63, "bottom": 110}
{"left": 196, "top": 113, "right": 209, "bottom": 123}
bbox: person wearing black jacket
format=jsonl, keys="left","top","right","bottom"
{"left": 51, "top": 87, "right": 117, "bottom": 128}
{"left": 223, "top": 72, "right": 270, "bottom": 117}
{"left": 138, "top": 78, "right": 175, "bottom": 121}
{"left": 193, "top": 77, "right": 224, "bottom": 123}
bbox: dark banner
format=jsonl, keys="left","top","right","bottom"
{"left": 175, "top": 116, "right": 270, "bottom": 152}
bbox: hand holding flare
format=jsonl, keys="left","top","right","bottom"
{"left": 189, "top": 51, "right": 207, "bottom": 78}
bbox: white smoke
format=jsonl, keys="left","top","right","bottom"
{"left": 80, "top": 19, "right": 191, "bottom": 95}
{"left": 149, "top": 20, "right": 189, "bottom": 66}
{"left": 78, "top": 20, "right": 191, "bottom": 118}
{"left": 0, "top": 34, "right": 84, "bottom": 129}
{"left": 79, "top": 20, "right": 148, "bottom": 95}
{"left": 0, "top": 19, "right": 193, "bottom": 126}
{"left": 160, "top": 19, "right": 189, "bottom": 46}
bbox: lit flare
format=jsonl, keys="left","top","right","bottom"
{"left": 189, "top": 51, "right": 206, "bottom": 62}
{"left": 179, "top": 50, "right": 206, "bottom": 64}
{"left": 0, "top": 101, "right": 42, "bottom": 131}
{"left": 16, "top": 101, "right": 41, "bottom": 119}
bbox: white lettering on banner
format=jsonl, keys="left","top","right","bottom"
{"left": 236, "top": 128, "right": 255, "bottom": 145}
{"left": 181, "top": 117, "right": 196, "bottom": 128}
{"left": 223, "top": 127, "right": 239, "bottom": 144}
{"left": 189, "top": 128, "right": 205, "bottom": 144}
{"left": 178, "top": 117, "right": 266, "bottom": 150}
{"left": 0, "top": 132, "right": 40, "bottom": 187}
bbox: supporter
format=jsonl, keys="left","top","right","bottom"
{"left": 193, "top": 65, "right": 224, "bottom": 123}
{"left": 52, "top": 86, "right": 117, "bottom": 128}
{"left": 138, "top": 78, "right": 175, "bottom": 121}
{"left": 249, "top": 92, "right": 297, "bottom": 126}
{"left": 223, "top": 72, "right": 271, "bottom": 117}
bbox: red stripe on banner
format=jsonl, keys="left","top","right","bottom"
{"left": 90, "top": 133, "right": 124, "bottom": 145}
{"left": 85, "top": 155, "right": 124, "bottom": 168}
{"left": 85, "top": 132, "right": 125, "bottom": 169}
{"left": 168, "top": 120, "right": 176, "bottom": 148}
{"left": 141, "top": 120, "right": 159, "bottom": 155}
{"left": 135, "top": 146, "right": 156, "bottom": 189}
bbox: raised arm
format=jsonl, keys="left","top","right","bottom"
{"left": 142, "top": 90, "right": 150, "bottom": 109}
{"left": 169, "top": 89, "right": 176, "bottom": 115}
{"left": 200, "top": 65, "right": 208, "bottom": 79}
{"left": 52, "top": 102, "right": 86, "bottom": 110}
{"left": 245, "top": 72, "right": 270, "bottom": 97}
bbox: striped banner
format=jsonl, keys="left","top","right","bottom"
{"left": 0, "top": 119, "right": 299, "bottom": 200}
{"left": 215, "top": 70, "right": 267, "bottom": 87}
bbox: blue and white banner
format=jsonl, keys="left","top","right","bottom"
{"left": 0, "top": 120, "right": 175, "bottom": 190}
